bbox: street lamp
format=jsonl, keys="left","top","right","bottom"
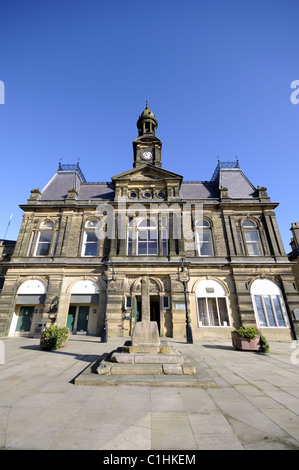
{"left": 178, "top": 257, "right": 193, "bottom": 344}
{"left": 101, "top": 257, "right": 115, "bottom": 343}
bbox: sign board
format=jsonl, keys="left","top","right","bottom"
{"left": 175, "top": 304, "right": 185, "bottom": 310}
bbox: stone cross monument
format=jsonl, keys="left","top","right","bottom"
{"left": 131, "top": 276, "right": 160, "bottom": 352}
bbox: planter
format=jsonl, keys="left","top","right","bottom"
{"left": 40, "top": 337, "right": 68, "bottom": 350}
{"left": 231, "top": 331, "right": 262, "bottom": 351}
{"left": 40, "top": 325, "right": 69, "bottom": 351}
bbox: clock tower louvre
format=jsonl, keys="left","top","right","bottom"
{"left": 133, "top": 101, "right": 162, "bottom": 168}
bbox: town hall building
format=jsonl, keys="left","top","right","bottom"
{"left": 1, "top": 102, "right": 299, "bottom": 342}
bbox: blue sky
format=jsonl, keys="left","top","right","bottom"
{"left": 0, "top": 0, "right": 298, "bottom": 251}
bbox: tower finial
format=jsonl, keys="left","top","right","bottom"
{"left": 146, "top": 100, "right": 149, "bottom": 109}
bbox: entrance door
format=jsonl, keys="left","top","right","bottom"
{"left": 77, "top": 306, "right": 89, "bottom": 333}
{"left": 67, "top": 306, "right": 76, "bottom": 332}
{"left": 134, "top": 296, "right": 142, "bottom": 323}
{"left": 15, "top": 306, "right": 34, "bottom": 333}
{"left": 150, "top": 296, "right": 160, "bottom": 333}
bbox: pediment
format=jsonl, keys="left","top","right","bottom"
{"left": 112, "top": 164, "right": 182, "bottom": 183}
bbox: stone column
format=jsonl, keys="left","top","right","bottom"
{"left": 131, "top": 276, "right": 160, "bottom": 349}
{"left": 141, "top": 276, "right": 150, "bottom": 321}
{"left": 0, "top": 275, "right": 19, "bottom": 336}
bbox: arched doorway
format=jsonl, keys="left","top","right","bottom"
{"left": 68, "top": 280, "right": 100, "bottom": 335}
{"left": 10, "top": 279, "right": 47, "bottom": 335}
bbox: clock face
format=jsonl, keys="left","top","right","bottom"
{"left": 141, "top": 151, "right": 152, "bottom": 160}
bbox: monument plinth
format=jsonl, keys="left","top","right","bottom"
{"left": 96, "top": 276, "right": 196, "bottom": 376}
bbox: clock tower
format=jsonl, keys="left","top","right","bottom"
{"left": 133, "top": 101, "right": 162, "bottom": 168}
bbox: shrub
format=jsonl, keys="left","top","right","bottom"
{"left": 41, "top": 325, "right": 69, "bottom": 350}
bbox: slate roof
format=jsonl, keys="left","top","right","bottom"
{"left": 39, "top": 162, "right": 258, "bottom": 202}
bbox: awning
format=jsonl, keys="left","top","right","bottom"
{"left": 70, "top": 294, "right": 99, "bottom": 304}
{"left": 16, "top": 294, "right": 46, "bottom": 305}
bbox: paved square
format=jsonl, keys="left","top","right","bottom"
{"left": 1, "top": 335, "right": 299, "bottom": 450}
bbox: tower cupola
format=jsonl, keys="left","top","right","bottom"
{"left": 137, "top": 101, "right": 158, "bottom": 136}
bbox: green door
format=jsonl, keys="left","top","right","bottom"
{"left": 67, "top": 306, "right": 76, "bottom": 332}
{"left": 77, "top": 306, "right": 89, "bottom": 332}
{"left": 16, "top": 306, "right": 34, "bottom": 332}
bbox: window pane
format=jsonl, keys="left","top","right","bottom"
{"left": 41, "top": 221, "right": 54, "bottom": 229}
{"left": 263, "top": 295, "right": 276, "bottom": 326}
{"left": 254, "top": 295, "right": 267, "bottom": 326}
{"left": 272, "top": 295, "right": 286, "bottom": 327}
{"left": 36, "top": 231, "right": 52, "bottom": 256}
{"left": 200, "top": 242, "right": 214, "bottom": 256}
{"left": 127, "top": 241, "right": 133, "bottom": 256}
{"left": 197, "top": 298, "right": 209, "bottom": 326}
{"left": 85, "top": 231, "right": 98, "bottom": 242}
{"left": 207, "top": 298, "right": 219, "bottom": 326}
{"left": 161, "top": 229, "right": 168, "bottom": 255}
{"left": 148, "top": 242, "right": 158, "bottom": 254}
{"left": 161, "top": 216, "right": 168, "bottom": 227}
{"left": 127, "top": 230, "right": 133, "bottom": 256}
{"left": 242, "top": 220, "right": 256, "bottom": 227}
{"left": 196, "top": 219, "right": 210, "bottom": 227}
{"left": 85, "top": 243, "right": 98, "bottom": 256}
{"left": 36, "top": 244, "right": 51, "bottom": 256}
{"left": 138, "top": 242, "right": 147, "bottom": 254}
{"left": 162, "top": 239, "right": 168, "bottom": 255}
{"left": 247, "top": 243, "right": 260, "bottom": 256}
{"left": 84, "top": 231, "right": 98, "bottom": 256}
{"left": 39, "top": 232, "right": 52, "bottom": 243}
{"left": 138, "top": 230, "right": 147, "bottom": 241}
{"left": 218, "top": 298, "right": 229, "bottom": 326}
{"left": 244, "top": 230, "right": 259, "bottom": 242}
{"left": 197, "top": 230, "right": 214, "bottom": 256}
{"left": 148, "top": 230, "right": 158, "bottom": 242}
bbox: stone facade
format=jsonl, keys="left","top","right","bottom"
{"left": 1, "top": 103, "right": 299, "bottom": 341}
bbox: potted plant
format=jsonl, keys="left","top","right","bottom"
{"left": 40, "top": 324, "right": 69, "bottom": 350}
{"left": 231, "top": 326, "right": 269, "bottom": 353}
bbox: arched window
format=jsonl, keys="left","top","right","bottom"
{"left": 196, "top": 279, "right": 230, "bottom": 327}
{"left": 137, "top": 219, "right": 158, "bottom": 255}
{"left": 35, "top": 220, "right": 56, "bottom": 256}
{"left": 195, "top": 219, "right": 214, "bottom": 256}
{"left": 240, "top": 219, "right": 262, "bottom": 256}
{"left": 127, "top": 216, "right": 168, "bottom": 256}
{"left": 82, "top": 220, "right": 99, "bottom": 256}
{"left": 251, "top": 279, "right": 289, "bottom": 328}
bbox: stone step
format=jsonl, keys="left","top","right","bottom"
{"left": 111, "top": 351, "right": 183, "bottom": 364}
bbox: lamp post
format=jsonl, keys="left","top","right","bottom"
{"left": 178, "top": 257, "right": 193, "bottom": 344}
{"left": 101, "top": 257, "right": 115, "bottom": 343}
